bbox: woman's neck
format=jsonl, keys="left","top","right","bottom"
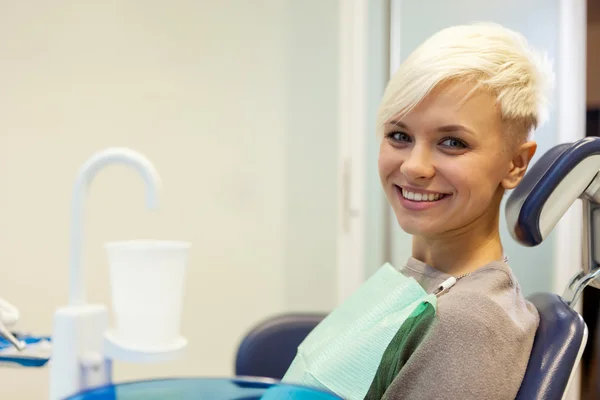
{"left": 411, "top": 210, "right": 505, "bottom": 277}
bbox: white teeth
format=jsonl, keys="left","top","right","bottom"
{"left": 402, "top": 188, "right": 445, "bottom": 202}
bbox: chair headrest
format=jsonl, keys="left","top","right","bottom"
{"left": 506, "top": 137, "right": 600, "bottom": 246}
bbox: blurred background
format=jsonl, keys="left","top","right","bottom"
{"left": 0, "top": 0, "right": 596, "bottom": 399}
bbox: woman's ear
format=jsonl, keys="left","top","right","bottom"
{"left": 502, "top": 141, "right": 537, "bottom": 190}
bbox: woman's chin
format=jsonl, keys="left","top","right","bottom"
{"left": 396, "top": 219, "right": 444, "bottom": 237}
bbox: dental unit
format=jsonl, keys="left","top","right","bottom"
{"left": 1, "top": 147, "right": 190, "bottom": 399}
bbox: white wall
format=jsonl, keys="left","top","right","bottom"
{"left": 0, "top": 1, "right": 339, "bottom": 398}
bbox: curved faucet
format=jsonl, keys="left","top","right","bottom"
{"left": 69, "top": 148, "right": 161, "bottom": 306}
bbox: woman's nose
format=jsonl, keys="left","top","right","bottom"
{"left": 400, "top": 147, "right": 435, "bottom": 181}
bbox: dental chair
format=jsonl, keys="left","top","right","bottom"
{"left": 236, "top": 137, "right": 600, "bottom": 399}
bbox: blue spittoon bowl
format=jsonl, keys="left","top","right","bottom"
{"left": 64, "top": 377, "right": 343, "bottom": 400}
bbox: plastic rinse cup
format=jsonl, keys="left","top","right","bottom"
{"left": 103, "top": 240, "right": 190, "bottom": 362}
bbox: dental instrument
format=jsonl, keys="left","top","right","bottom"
{"left": 0, "top": 297, "right": 25, "bottom": 351}
{"left": 0, "top": 297, "right": 52, "bottom": 367}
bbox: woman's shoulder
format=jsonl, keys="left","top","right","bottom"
{"left": 437, "top": 265, "right": 539, "bottom": 336}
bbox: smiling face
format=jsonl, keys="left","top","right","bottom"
{"left": 378, "top": 82, "right": 535, "bottom": 238}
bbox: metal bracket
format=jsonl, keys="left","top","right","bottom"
{"left": 581, "top": 172, "right": 600, "bottom": 290}
{"left": 562, "top": 171, "right": 600, "bottom": 307}
{"left": 563, "top": 269, "right": 600, "bottom": 307}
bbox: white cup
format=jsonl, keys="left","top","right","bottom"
{"left": 105, "top": 240, "right": 190, "bottom": 350}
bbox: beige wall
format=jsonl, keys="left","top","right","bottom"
{"left": 0, "top": 1, "right": 338, "bottom": 398}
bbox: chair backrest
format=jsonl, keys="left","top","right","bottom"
{"left": 235, "top": 313, "right": 326, "bottom": 380}
{"left": 515, "top": 293, "right": 587, "bottom": 400}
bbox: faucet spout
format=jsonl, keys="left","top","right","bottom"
{"left": 69, "top": 148, "right": 161, "bottom": 306}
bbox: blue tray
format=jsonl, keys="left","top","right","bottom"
{"left": 64, "top": 377, "right": 342, "bottom": 399}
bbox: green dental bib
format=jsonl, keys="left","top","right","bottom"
{"left": 281, "top": 263, "right": 438, "bottom": 400}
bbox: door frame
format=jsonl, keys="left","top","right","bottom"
{"left": 336, "top": 0, "right": 370, "bottom": 305}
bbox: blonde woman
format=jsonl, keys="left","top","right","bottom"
{"left": 369, "top": 22, "right": 554, "bottom": 399}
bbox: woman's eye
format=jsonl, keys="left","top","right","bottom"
{"left": 387, "top": 132, "right": 411, "bottom": 142}
{"left": 440, "top": 137, "right": 468, "bottom": 149}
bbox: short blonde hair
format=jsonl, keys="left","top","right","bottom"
{"left": 377, "top": 22, "right": 554, "bottom": 142}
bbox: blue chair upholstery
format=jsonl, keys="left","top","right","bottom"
{"left": 505, "top": 142, "right": 572, "bottom": 246}
{"left": 515, "top": 293, "right": 586, "bottom": 400}
{"left": 235, "top": 313, "right": 325, "bottom": 380}
{"left": 506, "top": 138, "right": 600, "bottom": 247}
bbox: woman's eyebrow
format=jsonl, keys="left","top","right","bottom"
{"left": 387, "top": 119, "right": 409, "bottom": 129}
{"left": 437, "top": 124, "right": 476, "bottom": 136}
{"left": 386, "top": 120, "right": 476, "bottom": 136}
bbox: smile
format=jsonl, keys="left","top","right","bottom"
{"left": 395, "top": 185, "right": 451, "bottom": 211}
{"left": 400, "top": 187, "right": 449, "bottom": 202}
